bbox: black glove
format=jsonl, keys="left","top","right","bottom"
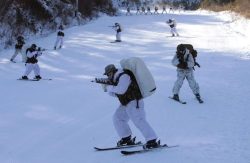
{"left": 177, "top": 62, "right": 187, "bottom": 69}
{"left": 178, "top": 57, "right": 184, "bottom": 63}
{"left": 37, "top": 47, "right": 41, "bottom": 51}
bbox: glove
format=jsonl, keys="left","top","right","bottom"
{"left": 178, "top": 58, "right": 184, "bottom": 63}
{"left": 177, "top": 62, "right": 187, "bottom": 69}
{"left": 37, "top": 47, "right": 41, "bottom": 51}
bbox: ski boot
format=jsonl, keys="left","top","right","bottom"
{"left": 117, "top": 135, "right": 136, "bottom": 147}
{"left": 22, "top": 76, "right": 28, "bottom": 80}
{"left": 195, "top": 93, "right": 203, "bottom": 103}
{"left": 143, "top": 139, "right": 161, "bottom": 149}
{"left": 10, "top": 59, "right": 16, "bottom": 63}
{"left": 172, "top": 94, "right": 180, "bottom": 101}
{"left": 34, "top": 75, "right": 42, "bottom": 80}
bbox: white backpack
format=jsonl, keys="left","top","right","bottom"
{"left": 120, "top": 57, "right": 156, "bottom": 98}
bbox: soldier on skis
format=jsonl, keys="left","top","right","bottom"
{"left": 141, "top": 6, "right": 146, "bottom": 15}
{"left": 54, "top": 24, "right": 64, "bottom": 50}
{"left": 166, "top": 18, "right": 179, "bottom": 37}
{"left": 21, "top": 44, "right": 43, "bottom": 80}
{"left": 101, "top": 64, "right": 161, "bottom": 149}
{"left": 162, "top": 6, "right": 167, "bottom": 14}
{"left": 171, "top": 44, "right": 203, "bottom": 103}
{"left": 146, "top": 6, "right": 152, "bottom": 15}
{"left": 112, "top": 23, "right": 122, "bottom": 42}
{"left": 126, "top": 7, "right": 132, "bottom": 16}
{"left": 136, "top": 6, "right": 140, "bottom": 15}
{"left": 10, "top": 35, "right": 26, "bottom": 63}
{"left": 154, "top": 6, "right": 159, "bottom": 14}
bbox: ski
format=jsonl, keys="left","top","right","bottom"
{"left": 39, "top": 78, "right": 52, "bottom": 80}
{"left": 110, "top": 41, "right": 122, "bottom": 43}
{"left": 17, "top": 78, "right": 52, "bottom": 81}
{"left": 18, "top": 78, "right": 39, "bottom": 81}
{"left": 121, "top": 144, "right": 178, "bottom": 155}
{"left": 94, "top": 142, "right": 142, "bottom": 151}
{"left": 168, "top": 96, "right": 186, "bottom": 104}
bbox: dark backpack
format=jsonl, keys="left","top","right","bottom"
{"left": 177, "top": 44, "right": 200, "bottom": 68}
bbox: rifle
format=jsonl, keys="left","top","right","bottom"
{"left": 36, "top": 47, "right": 47, "bottom": 51}
{"left": 91, "top": 78, "right": 115, "bottom": 85}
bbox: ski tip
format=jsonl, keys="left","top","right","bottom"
{"left": 120, "top": 150, "right": 133, "bottom": 155}
{"left": 94, "top": 147, "right": 101, "bottom": 150}
{"left": 166, "top": 144, "right": 179, "bottom": 148}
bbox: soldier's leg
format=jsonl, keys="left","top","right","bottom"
{"left": 172, "top": 69, "right": 186, "bottom": 95}
{"left": 126, "top": 100, "right": 157, "bottom": 142}
{"left": 186, "top": 70, "right": 200, "bottom": 95}
{"left": 10, "top": 49, "right": 19, "bottom": 61}
{"left": 113, "top": 105, "right": 131, "bottom": 139}
{"left": 54, "top": 36, "right": 60, "bottom": 49}
{"left": 33, "top": 63, "right": 40, "bottom": 76}
{"left": 23, "top": 63, "right": 33, "bottom": 77}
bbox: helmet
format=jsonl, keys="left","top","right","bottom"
{"left": 177, "top": 44, "right": 185, "bottom": 52}
{"left": 17, "top": 36, "right": 24, "bottom": 41}
{"left": 103, "top": 64, "right": 116, "bottom": 75}
{"left": 115, "top": 23, "right": 119, "bottom": 26}
{"left": 31, "top": 44, "right": 37, "bottom": 49}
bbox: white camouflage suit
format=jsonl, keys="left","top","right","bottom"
{"left": 23, "top": 50, "right": 42, "bottom": 77}
{"left": 172, "top": 49, "right": 200, "bottom": 95}
{"left": 167, "top": 19, "right": 179, "bottom": 36}
{"left": 114, "top": 24, "right": 121, "bottom": 41}
{"left": 107, "top": 69, "right": 157, "bottom": 142}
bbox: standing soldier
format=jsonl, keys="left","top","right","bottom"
{"left": 112, "top": 23, "right": 122, "bottom": 42}
{"left": 54, "top": 24, "right": 64, "bottom": 50}
{"left": 146, "top": 6, "right": 152, "bottom": 15}
{"left": 166, "top": 18, "right": 179, "bottom": 37}
{"left": 169, "top": 6, "right": 174, "bottom": 13}
{"left": 126, "top": 7, "right": 132, "bottom": 16}
{"left": 101, "top": 64, "right": 161, "bottom": 148}
{"left": 136, "top": 6, "right": 140, "bottom": 15}
{"left": 171, "top": 44, "right": 203, "bottom": 103}
{"left": 162, "top": 6, "right": 167, "bottom": 14}
{"left": 10, "top": 35, "right": 25, "bottom": 63}
{"left": 21, "top": 44, "right": 43, "bottom": 80}
{"left": 154, "top": 6, "right": 159, "bottom": 14}
{"left": 141, "top": 6, "right": 146, "bottom": 15}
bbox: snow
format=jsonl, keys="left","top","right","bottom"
{"left": 0, "top": 10, "right": 250, "bottom": 163}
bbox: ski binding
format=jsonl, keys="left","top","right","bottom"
{"left": 94, "top": 142, "right": 142, "bottom": 151}
{"left": 168, "top": 96, "right": 186, "bottom": 104}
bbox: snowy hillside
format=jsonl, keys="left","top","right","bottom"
{"left": 0, "top": 10, "right": 250, "bottom": 163}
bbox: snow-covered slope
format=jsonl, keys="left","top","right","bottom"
{"left": 0, "top": 10, "right": 249, "bottom": 163}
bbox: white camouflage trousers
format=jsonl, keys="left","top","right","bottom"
{"left": 172, "top": 69, "right": 200, "bottom": 95}
{"left": 11, "top": 49, "right": 26, "bottom": 62}
{"left": 116, "top": 32, "right": 121, "bottom": 41}
{"left": 54, "top": 36, "right": 64, "bottom": 48}
{"left": 23, "top": 63, "right": 40, "bottom": 77}
{"left": 170, "top": 27, "right": 179, "bottom": 36}
{"left": 113, "top": 99, "right": 157, "bottom": 142}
